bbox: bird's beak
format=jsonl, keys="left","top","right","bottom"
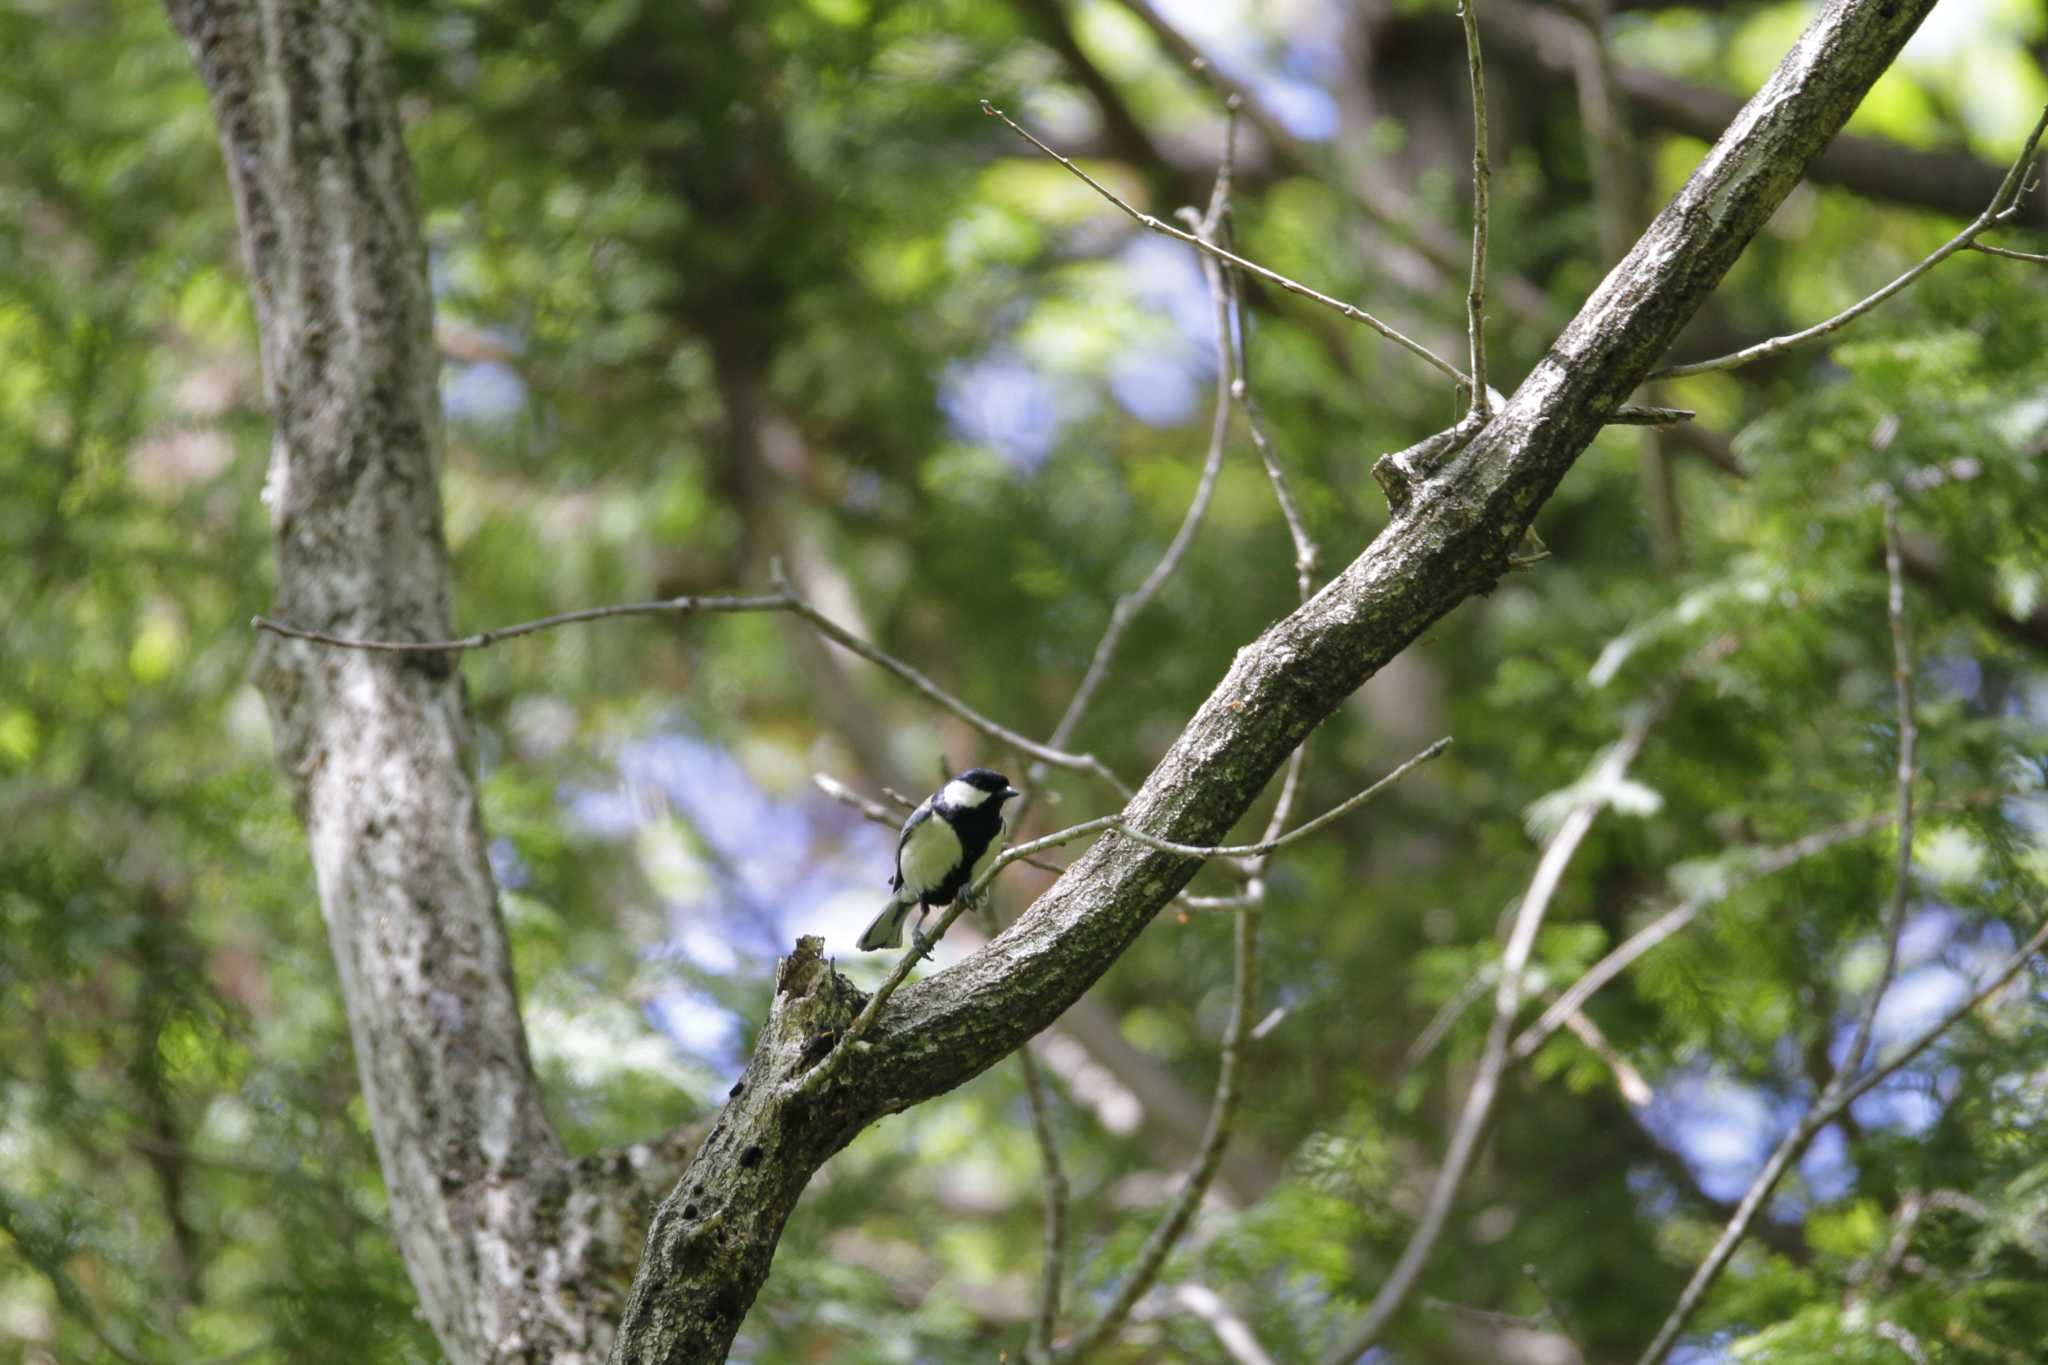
{"left": 1003, "top": 786, "right": 1022, "bottom": 799}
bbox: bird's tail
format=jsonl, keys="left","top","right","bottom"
{"left": 857, "top": 898, "right": 915, "bottom": 951}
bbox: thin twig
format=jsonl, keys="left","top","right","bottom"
{"left": 1104, "top": 0, "right": 1556, "bottom": 327}
{"left": 252, "top": 594, "right": 790, "bottom": 652}
{"left": 1556, "top": 1002, "right": 1653, "bottom": 1106}
{"left": 261, "top": 576, "right": 1133, "bottom": 798}
{"left": 1634, "top": 508, "right": 1925, "bottom": 1365}
{"left": 1173, "top": 1284, "right": 1278, "bottom": 1365}
{"left": 1968, "top": 241, "right": 2048, "bottom": 264}
{"left": 1226, "top": 268, "right": 1321, "bottom": 600}
{"left": 1111, "top": 738, "right": 1450, "bottom": 863}
{"left": 1400, "top": 967, "right": 1495, "bottom": 1079}
{"left": 1020, "top": 1045, "right": 1069, "bottom": 1362}
{"left": 1648, "top": 104, "right": 2048, "bottom": 381}
{"left": 772, "top": 565, "right": 1133, "bottom": 799}
{"left": 1458, "top": 0, "right": 1493, "bottom": 418}
{"left": 980, "top": 101, "right": 1469, "bottom": 388}
{"left": 1632, "top": 910, "right": 2048, "bottom": 1365}
{"left": 1049, "top": 115, "right": 1241, "bottom": 754}
{"left": 1325, "top": 702, "right": 1663, "bottom": 1362}
{"left": 1839, "top": 495, "right": 1918, "bottom": 1082}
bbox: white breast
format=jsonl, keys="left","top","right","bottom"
{"left": 898, "top": 815, "right": 964, "bottom": 896}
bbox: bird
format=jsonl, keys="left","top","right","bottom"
{"left": 857, "top": 767, "right": 1022, "bottom": 952}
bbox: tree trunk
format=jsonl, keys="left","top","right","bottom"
{"left": 163, "top": 2, "right": 695, "bottom": 1359}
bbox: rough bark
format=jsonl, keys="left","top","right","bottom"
{"left": 609, "top": 0, "right": 1938, "bottom": 1360}
{"left": 163, "top": 1, "right": 697, "bottom": 1359}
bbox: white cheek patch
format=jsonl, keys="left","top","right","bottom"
{"left": 899, "top": 817, "right": 964, "bottom": 896}
{"left": 942, "top": 779, "right": 990, "bottom": 808}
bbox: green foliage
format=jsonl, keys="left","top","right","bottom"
{"left": 6, "top": 0, "right": 2048, "bottom": 1361}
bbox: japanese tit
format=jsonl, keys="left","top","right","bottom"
{"left": 857, "top": 768, "right": 1021, "bottom": 951}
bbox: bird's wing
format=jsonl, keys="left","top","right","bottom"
{"left": 895, "top": 806, "right": 963, "bottom": 901}
{"left": 889, "top": 801, "right": 934, "bottom": 893}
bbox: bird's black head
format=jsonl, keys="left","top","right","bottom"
{"left": 946, "top": 768, "right": 1021, "bottom": 807}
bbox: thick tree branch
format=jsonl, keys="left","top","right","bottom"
{"left": 611, "top": 5, "right": 1948, "bottom": 1358}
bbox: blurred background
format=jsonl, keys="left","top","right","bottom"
{"left": 3, "top": 0, "right": 2047, "bottom": 1360}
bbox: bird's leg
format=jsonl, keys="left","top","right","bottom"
{"left": 908, "top": 902, "right": 936, "bottom": 961}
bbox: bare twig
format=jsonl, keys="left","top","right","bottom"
{"left": 774, "top": 566, "right": 1134, "bottom": 798}
{"left": 1458, "top": 0, "right": 1493, "bottom": 418}
{"left": 1839, "top": 495, "right": 1919, "bottom": 1083}
{"left": 1326, "top": 702, "right": 1663, "bottom": 1362}
{"left": 1556, "top": 1002, "right": 1653, "bottom": 1106}
{"left": 1635, "top": 506, "right": 1929, "bottom": 1365}
{"left": 1019, "top": 1045, "right": 1069, "bottom": 1362}
{"left": 1172, "top": 1284, "right": 1278, "bottom": 1365}
{"left": 262, "top": 578, "right": 1132, "bottom": 798}
{"left": 252, "top": 594, "right": 789, "bottom": 652}
{"left": 1968, "top": 241, "right": 2048, "bottom": 264}
{"left": 1848, "top": 1190, "right": 1925, "bottom": 1302}
{"left": 1648, "top": 104, "right": 2048, "bottom": 381}
{"left": 1048, "top": 115, "right": 1241, "bottom": 754}
{"left": 1110, "top": 737, "right": 1449, "bottom": 862}
{"left": 980, "top": 101, "right": 1469, "bottom": 388}
{"left": 1105, "top": 0, "right": 1556, "bottom": 326}
{"left": 1400, "top": 967, "right": 1495, "bottom": 1079}
{"left": 1226, "top": 268, "right": 1321, "bottom": 599}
